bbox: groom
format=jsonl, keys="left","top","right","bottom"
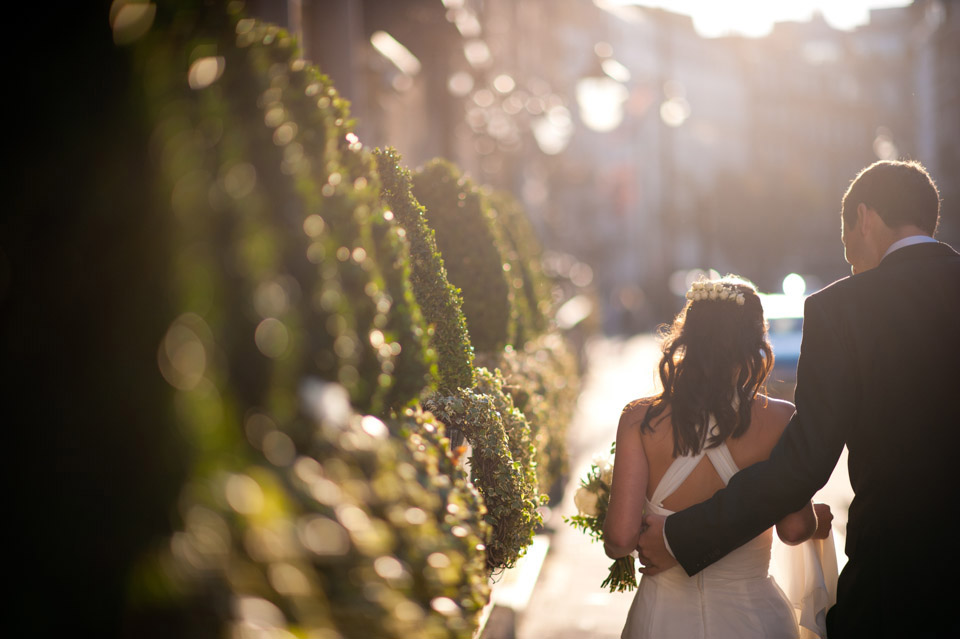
{"left": 636, "top": 160, "right": 960, "bottom": 637}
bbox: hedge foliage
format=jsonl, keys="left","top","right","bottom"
{"left": 412, "top": 160, "right": 512, "bottom": 354}
{"left": 151, "top": 8, "right": 432, "bottom": 417}
{"left": 424, "top": 375, "right": 543, "bottom": 572}
{"left": 123, "top": 7, "right": 482, "bottom": 637}
{"left": 131, "top": 390, "right": 490, "bottom": 639}
{"left": 496, "top": 334, "right": 580, "bottom": 495}
{"left": 374, "top": 147, "right": 474, "bottom": 394}
{"left": 485, "top": 190, "right": 552, "bottom": 346}
{"left": 17, "top": 3, "right": 584, "bottom": 636}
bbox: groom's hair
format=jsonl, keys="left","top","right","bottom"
{"left": 841, "top": 160, "right": 940, "bottom": 236}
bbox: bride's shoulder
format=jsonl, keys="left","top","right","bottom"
{"left": 754, "top": 394, "right": 795, "bottom": 432}
{"left": 757, "top": 394, "right": 795, "bottom": 413}
{"left": 621, "top": 397, "right": 654, "bottom": 421}
{"left": 620, "top": 397, "right": 667, "bottom": 431}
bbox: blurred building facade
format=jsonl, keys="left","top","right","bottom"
{"left": 250, "top": 0, "right": 960, "bottom": 334}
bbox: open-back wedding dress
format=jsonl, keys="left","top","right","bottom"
{"left": 622, "top": 439, "right": 834, "bottom": 639}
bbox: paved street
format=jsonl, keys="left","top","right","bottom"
{"left": 508, "top": 334, "right": 853, "bottom": 639}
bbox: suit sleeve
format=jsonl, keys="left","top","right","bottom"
{"left": 665, "top": 293, "right": 854, "bottom": 576}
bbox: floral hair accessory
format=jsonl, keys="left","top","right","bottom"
{"left": 685, "top": 280, "right": 746, "bottom": 306}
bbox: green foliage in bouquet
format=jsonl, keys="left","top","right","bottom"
{"left": 423, "top": 381, "right": 543, "bottom": 572}
{"left": 412, "top": 160, "right": 511, "bottom": 354}
{"left": 374, "top": 147, "right": 474, "bottom": 394}
{"left": 563, "top": 443, "right": 638, "bottom": 593}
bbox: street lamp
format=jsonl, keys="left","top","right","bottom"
{"left": 576, "top": 46, "right": 629, "bottom": 132}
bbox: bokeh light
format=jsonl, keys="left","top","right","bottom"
{"left": 187, "top": 56, "right": 225, "bottom": 90}
{"left": 576, "top": 76, "right": 629, "bottom": 132}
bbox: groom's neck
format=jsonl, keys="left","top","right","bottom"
{"left": 876, "top": 224, "right": 931, "bottom": 258}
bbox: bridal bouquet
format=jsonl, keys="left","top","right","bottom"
{"left": 564, "top": 444, "right": 638, "bottom": 592}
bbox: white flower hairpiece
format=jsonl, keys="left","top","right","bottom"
{"left": 685, "top": 281, "right": 746, "bottom": 306}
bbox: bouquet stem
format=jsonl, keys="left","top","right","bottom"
{"left": 600, "top": 555, "right": 638, "bottom": 593}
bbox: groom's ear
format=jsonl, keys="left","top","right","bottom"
{"left": 856, "top": 203, "right": 876, "bottom": 235}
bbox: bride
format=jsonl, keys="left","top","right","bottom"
{"left": 604, "top": 277, "right": 833, "bottom": 639}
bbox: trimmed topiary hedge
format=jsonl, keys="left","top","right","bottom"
{"left": 475, "top": 367, "right": 544, "bottom": 519}
{"left": 496, "top": 334, "right": 580, "bottom": 496}
{"left": 374, "top": 147, "right": 473, "bottom": 394}
{"left": 236, "top": 19, "right": 433, "bottom": 415}
{"left": 130, "top": 384, "right": 490, "bottom": 639}
{"left": 412, "top": 160, "right": 512, "bottom": 354}
{"left": 18, "top": 4, "right": 582, "bottom": 636}
{"left": 484, "top": 190, "right": 553, "bottom": 347}
{"left": 117, "top": 6, "right": 483, "bottom": 637}
{"left": 423, "top": 376, "right": 542, "bottom": 572}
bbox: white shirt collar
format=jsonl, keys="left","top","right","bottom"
{"left": 883, "top": 235, "right": 937, "bottom": 259}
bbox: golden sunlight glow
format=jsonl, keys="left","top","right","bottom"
{"left": 370, "top": 31, "right": 422, "bottom": 76}
{"left": 606, "top": 0, "right": 912, "bottom": 38}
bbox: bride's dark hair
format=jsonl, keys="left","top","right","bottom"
{"left": 639, "top": 276, "right": 773, "bottom": 457}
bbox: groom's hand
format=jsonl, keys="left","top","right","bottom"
{"left": 636, "top": 513, "right": 678, "bottom": 576}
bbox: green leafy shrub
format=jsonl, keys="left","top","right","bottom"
{"left": 412, "top": 160, "right": 511, "bottom": 354}
{"left": 423, "top": 374, "right": 543, "bottom": 572}
{"left": 131, "top": 384, "right": 490, "bottom": 639}
{"left": 238, "top": 22, "right": 433, "bottom": 415}
{"left": 484, "top": 190, "right": 552, "bottom": 346}
{"left": 474, "top": 367, "right": 545, "bottom": 513}
{"left": 375, "top": 148, "right": 473, "bottom": 393}
{"left": 495, "top": 334, "right": 579, "bottom": 495}
{"left": 387, "top": 406, "right": 491, "bottom": 621}
{"left": 20, "top": 4, "right": 583, "bottom": 637}
{"left": 145, "top": 12, "right": 430, "bottom": 418}
{"left": 116, "top": 6, "right": 480, "bottom": 638}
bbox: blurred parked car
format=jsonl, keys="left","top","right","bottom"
{"left": 759, "top": 291, "right": 805, "bottom": 401}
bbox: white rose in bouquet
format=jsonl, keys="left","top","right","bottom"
{"left": 591, "top": 453, "right": 614, "bottom": 486}
{"left": 600, "top": 460, "right": 614, "bottom": 486}
{"left": 564, "top": 444, "right": 637, "bottom": 593}
{"left": 574, "top": 485, "right": 600, "bottom": 517}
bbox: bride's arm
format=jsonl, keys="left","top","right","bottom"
{"left": 776, "top": 502, "right": 833, "bottom": 544}
{"left": 603, "top": 407, "right": 649, "bottom": 559}
{"left": 775, "top": 501, "right": 817, "bottom": 545}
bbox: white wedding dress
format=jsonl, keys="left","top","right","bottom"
{"left": 621, "top": 441, "right": 836, "bottom": 639}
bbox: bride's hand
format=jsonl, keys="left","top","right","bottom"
{"left": 812, "top": 503, "right": 833, "bottom": 539}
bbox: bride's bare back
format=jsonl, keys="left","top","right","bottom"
{"left": 632, "top": 394, "right": 795, "bottom": 512}
{"left": 604, "top": 394, "right": 818, "bottom": 559}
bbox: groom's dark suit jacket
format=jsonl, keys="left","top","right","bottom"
{"left": 665, "top": 241, "right": 960, "bottom": 637}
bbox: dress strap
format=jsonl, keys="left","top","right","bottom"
{"left": 649, "top": 449, "right": 705, "bottom": 506}
{"left": 705, "top": 443, "right": 739, "bottom": 485}
{"left": 702, "top": 412, "right": 740, "bottom": 484}
{"left": 648, "top": 413, "right": 743, "bottom": 506}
